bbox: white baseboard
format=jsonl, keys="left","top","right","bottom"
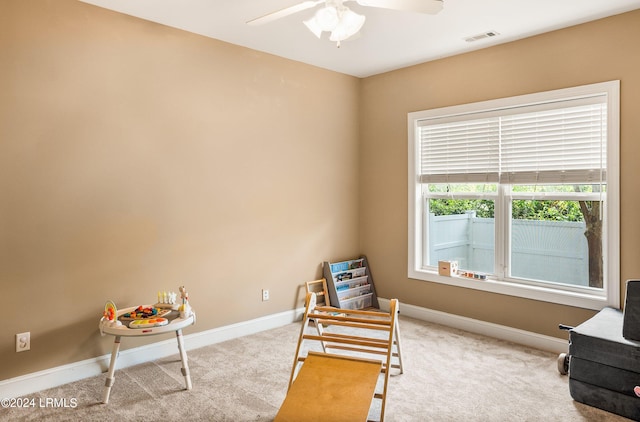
{"left": 1, "top": 300, "right": 566, "bottom": 398}
{"left": 0, "top": 308, "right": 303, "bottom": 399}
{"left": 378, "top": 298, "right": 568, "bottom": 354}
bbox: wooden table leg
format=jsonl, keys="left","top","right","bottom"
{"left": 102, "top": 335, "right": 121, "bottom": 404}
{"left": 176, "top": 329, "right": 192, "bottom": 390}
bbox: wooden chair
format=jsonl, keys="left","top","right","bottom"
{"left": 275, "top": 292, "right": 403, "bottom": 422}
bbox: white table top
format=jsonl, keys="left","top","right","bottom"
{"left": 99, "top": 304, "right": 195, "bottom": 337}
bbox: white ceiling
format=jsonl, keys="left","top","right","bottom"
{"left": 79, "top": 0, "right": 640, "bottom": 78}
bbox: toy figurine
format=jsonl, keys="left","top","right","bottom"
{"left": 157, "top": 290, "right": 178, "bottom": 306}
{"left": 178, "top": 286, "right": 192, "bottom": 318}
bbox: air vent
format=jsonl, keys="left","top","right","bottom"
{"left": 464, "top": 30, "right": 500, "bottom": 43}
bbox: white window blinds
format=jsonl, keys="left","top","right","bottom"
{"left": 419, "top": 117, "right": 500, "bottom": 183}
{"left": 418, "top": 94, "right": 607, "bottom": 185}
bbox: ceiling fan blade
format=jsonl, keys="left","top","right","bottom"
{"left": 247, "top": 1, "right": 323, "bottom": 26}
{"left": 355, "top": 0, "right": 443, "bottom": 14}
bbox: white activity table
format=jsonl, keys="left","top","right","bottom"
{"left": 98, "top": 305, "right": 196, "bottom": 404}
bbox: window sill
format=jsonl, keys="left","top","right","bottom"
{"left": 408, "top": 268, "right": 617, "bottom": 311}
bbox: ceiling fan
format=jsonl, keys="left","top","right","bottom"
{"left": 247, "top": 0, "right": 444, "bottom": 46}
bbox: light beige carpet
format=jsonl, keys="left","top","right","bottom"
{"left": 3, "top": 315, "right": 632, "bottom": 421}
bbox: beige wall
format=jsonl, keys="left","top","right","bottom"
{"left": 0, "top": 0, "right": 360, "bottom": 379}
{"left": 359, "top": 10, "right": 640, "bottom": 337}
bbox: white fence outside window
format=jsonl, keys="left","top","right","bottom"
{"left": 428, "top": 212, "right": 588, "bottom": 286}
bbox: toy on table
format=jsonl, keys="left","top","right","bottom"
{"left": 178, "top": 285, "right": 192, "bottom": 318}
{"left": 102, "top": 301, "right": 122, "bottom": 328}
{"left": 156, "top": 290, "right": 179, "bottom": 309}
{"left": 121, "top": 305, "right": 171, "bottom": 320}
{"left": 128, "top": 317, "right": 169, "bottom": 329}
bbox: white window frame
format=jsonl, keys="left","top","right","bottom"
{"left": 408, "top": 81, "right": 620, "bottom": 310}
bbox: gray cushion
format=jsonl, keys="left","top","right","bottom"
{"left": 623, "top": 279, "right": 640, "bottom": 341}
{"left": 570, "top": 357, "right": 639, "bottom": 397}
{"left": 569, "top": 378, "right": 640, "bottom": 421}
{"left": 569, "top": 307, "right": 640, "bottom": 372}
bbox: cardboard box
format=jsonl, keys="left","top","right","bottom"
{"left": 438, "top": 260, "right": 458, "bottom": 277}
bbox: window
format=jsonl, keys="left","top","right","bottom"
{"left": 408, "top": 81, "right": 620, "bottom": 310}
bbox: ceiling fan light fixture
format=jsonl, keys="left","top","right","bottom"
{"left": 302, "top": 3, "right": 365, "bottom": 46}
{"left": 303, "top": 16, "right": 323, "bottom": 38}
{"left": 314, "top": 6, "right": 339, "bottom": 31}
{"left": 329, "top": 9, "right": 365, "bottom": 42}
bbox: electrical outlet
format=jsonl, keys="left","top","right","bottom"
{"left": 262, "top": 289, "right": 270, "bottom": 301}
{"left": 16, "top": 332, "right": 30, "bottom": 352}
